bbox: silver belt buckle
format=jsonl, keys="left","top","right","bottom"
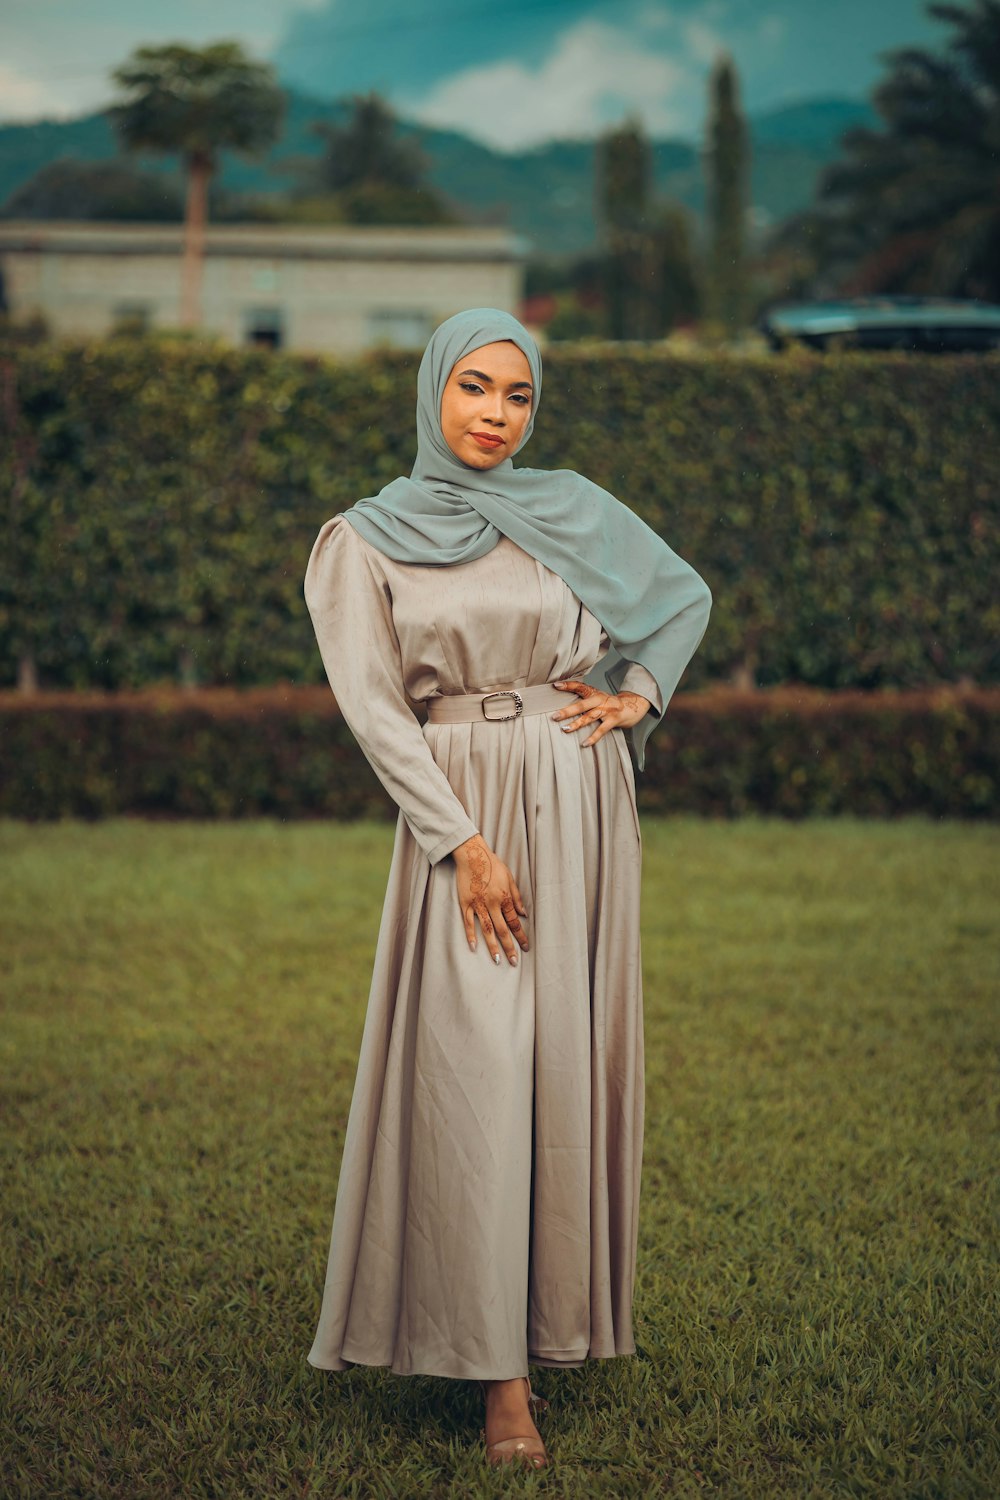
{"left": 481, "top": 689, "right": 523, "bottom": 721}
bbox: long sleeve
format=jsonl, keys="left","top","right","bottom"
{"left": 582, "top": 556, "right": 711, "bottom": 773}
{"left": 304, "top": 515, "right": 480, "bottom": 865}
{"left": 619, "top": 660, "right": 663, "bottom": 717}
{"left": 587, "top": 637, "right": 664, "bottom": 729}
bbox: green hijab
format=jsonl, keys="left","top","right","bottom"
{"left": 343, "top": 307, "right": 712, "bottom": 770}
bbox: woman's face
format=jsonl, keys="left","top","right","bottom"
{"left": 439, "top": 339, "right": 534, "bottom": 470}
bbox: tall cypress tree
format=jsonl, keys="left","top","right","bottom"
{"left": 596, "top": 120, "right": 653, "bottom": 339}
{"left": 704, "top": 53, "right": 749, "bottom": 336}
{"left": 595, "top": 118, "right": 703, "bottom": 340}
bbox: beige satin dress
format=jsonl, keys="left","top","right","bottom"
{"left": 303, "top": 513, "right": 662, "bottom": 1381}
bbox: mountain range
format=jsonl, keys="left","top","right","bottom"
{"left": 0, "top": 90, "right": 876, "bottom": 258}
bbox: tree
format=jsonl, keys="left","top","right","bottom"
{"left": 0, "top": 158, "right": 184, "bottom": 221}
{"left": 108, "top": 42, "right": 285, "bottom": 327}
{"left": 595, "top": 119, "right": 700, "bottom": 339}
{"left": 771, "top": 1, "right": 1000, "bottom": 300}
{"left": 303, "top": 92, "right": 454, "bottom": 224}
{"left": 651, "top": 202, "right": 701, "bottom": 332}
{"left": 596, "top": 119, "right": 655, "bottom": 339}
{"left": 704, "top": 53, "right": 750, "bottom": 336}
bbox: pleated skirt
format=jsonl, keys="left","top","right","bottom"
{"left": 307, "top": 709, "right": 644, "bottom": 1379}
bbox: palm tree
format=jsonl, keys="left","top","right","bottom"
{"left": 108, "top": 42, "right": 285, "bottom": 327}
{"left": 772, "top": 1, "right": 1000, "bottom": 300}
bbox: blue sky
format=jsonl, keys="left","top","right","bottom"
{"left": 2, "top": 0, "right": 946, "bottom": 147}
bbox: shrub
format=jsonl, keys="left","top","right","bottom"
{"left": 1, "top": 684, "right": 994, "bottom": 820}
{"left": 1, "top": 340, "right": 997, "bottom": 692}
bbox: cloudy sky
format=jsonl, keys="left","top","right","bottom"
{"left": 2, "top": 0, "right": 945, "bottom": 147}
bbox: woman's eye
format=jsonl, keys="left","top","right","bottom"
{"left": 460, "top": 382, "right": 484, "bottom": 395}
{"left": 511, "top": 394, "right": 530, "bottom": 405}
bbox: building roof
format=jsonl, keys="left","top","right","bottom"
{"left": 0, "top": 220, "right": 527, "bottom": 264}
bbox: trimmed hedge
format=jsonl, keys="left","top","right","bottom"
{"left": 1, "top": 338, "right": 998, "bottom": 692}
{"left": 1, "top": 685, "right": 995, "bottom": 820}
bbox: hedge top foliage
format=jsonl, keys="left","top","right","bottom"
{"left": 2, "top": 337, "right": 998, "bottom": 691}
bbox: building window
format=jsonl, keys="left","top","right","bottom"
{"left": 245, "top": 307, "right": 284, "bottom": 350}
{"left": 111, "top": 302, "right": 151, "bottom": 334}
{"left": 368, "top": 309, "right": 433, "bottom": 349}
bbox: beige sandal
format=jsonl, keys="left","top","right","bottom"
{"left": 478, "top": 1375, "right": 550, "bottom": 1470}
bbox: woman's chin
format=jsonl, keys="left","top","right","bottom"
{"left": 460, "top": 449, "right": 505, "bottom": 471}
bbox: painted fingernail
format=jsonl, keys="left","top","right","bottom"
{"left": 469, "top": 939, "right": 477, "bottom": 951}
{"left": 493, "top": 953, "right": 501, "bottom": 966}
{"left": 509, "top": 955, "right": 518, "bottom": 966}
{"left": 553, "top": 680, "right": 565, "bottom": 686}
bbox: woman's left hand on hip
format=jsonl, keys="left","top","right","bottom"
{"left": 550, "top": 680, "right": 650, "bottom": 747}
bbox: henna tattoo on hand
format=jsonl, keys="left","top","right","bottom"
{"left": 617, "top": 691, "right": 650, "bottom": 720}
{"left": 462, "top": 834, "right": 493, "bottom": 901}
{"left": 454, "top": 834, "right": 529, "bottom": 962}
{"left": 555, "top": 684, "right": 650, "bottom": 738}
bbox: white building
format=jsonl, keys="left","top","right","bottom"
{"left": 0, "top": 220, "right": 526, "bottom": 353}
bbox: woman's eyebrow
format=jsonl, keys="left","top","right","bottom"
{"left": 458, "top": 368, "right": 533, "bottom": 391}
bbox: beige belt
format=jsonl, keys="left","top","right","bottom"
{"left": 425, "top": 683, "right": 569, "bottom": 724}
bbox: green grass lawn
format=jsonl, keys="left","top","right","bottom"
{"left": 2, "top": 815, "right": 998, "bottom": 1500}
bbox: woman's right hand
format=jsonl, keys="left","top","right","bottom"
{"left": 452, "top": 833, "right": 529, "bottom": 967}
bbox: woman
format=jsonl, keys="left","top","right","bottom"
{"left": 303, "top": 307, "right": 712, "bottom": 1470}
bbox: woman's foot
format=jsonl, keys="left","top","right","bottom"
{"left": 479, "top": 1376, "right": 548, "bottom": 1470}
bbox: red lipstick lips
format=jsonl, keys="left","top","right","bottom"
{"left": 470, "top": 432, "right": 504, "bottom": 449}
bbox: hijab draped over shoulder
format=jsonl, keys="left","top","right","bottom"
{"left": 341, "top": 307, "right": 712, "bottom": 770}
